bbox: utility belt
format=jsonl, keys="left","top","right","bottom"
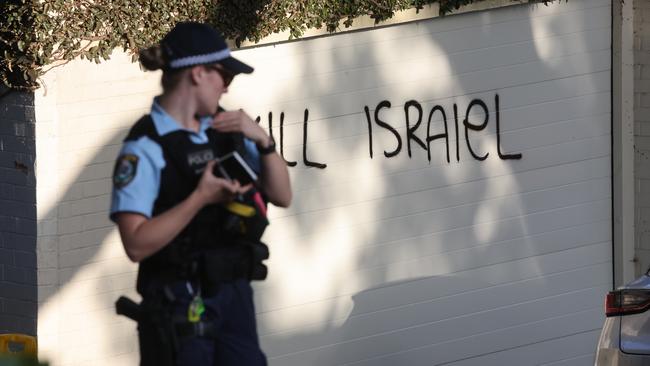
{"left": 136, "top": 239, "right": 269, "bottom": 297}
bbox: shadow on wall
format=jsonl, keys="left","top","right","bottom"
{"left": 36, "top": 126, "right": 141, "bottom": 364}
{"left": 263, "top": 271, "right": 608, "bottom": 366}
{"left": 33, "top": 1, "right": 611, "bottom": 365}
{"left": 251, "top": 1, "right": 611, "bottom": 365}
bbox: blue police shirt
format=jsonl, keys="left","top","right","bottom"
{"left": 110, "top": 100, "right": 261, "bottom": 221}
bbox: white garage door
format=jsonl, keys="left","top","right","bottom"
{"left": 223, "top": 0, "right": 612, "bottom": 365}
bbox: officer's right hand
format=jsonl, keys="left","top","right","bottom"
{"left": 195, "top": 160, "right": 247, "bottom": 205}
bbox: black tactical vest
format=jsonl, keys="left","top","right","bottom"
{"left": 123, "top": 115, "right": 255, "bottom": 294}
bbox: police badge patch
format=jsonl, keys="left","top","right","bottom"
{"left": 113, "top": 154, "right": 139, "bottom": 188}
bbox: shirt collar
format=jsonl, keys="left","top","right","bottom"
{"left": 150, "top": 98, "right": 212, "bottom": 137}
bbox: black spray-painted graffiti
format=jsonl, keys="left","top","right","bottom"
{"left": 256, "top": 109, "right": 327, "bottom": 169}
{"left": 257, "top": 93, "right": 521, "bottom": 169}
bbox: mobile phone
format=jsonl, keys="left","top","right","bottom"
{"left": 213, "top": 151, "right": 258, "bottom": 185}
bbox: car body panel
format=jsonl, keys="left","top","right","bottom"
{"left": 596, "top": 317, "right": 649, "bottom": 365}
{"left": 594, "top": 348, "right": 650, "bottom": 366}
{"left": 621, "top": 311, "right": 650, "bottom": 354}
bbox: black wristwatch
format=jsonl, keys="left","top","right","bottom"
{"left": 256, "top": 137, "right": 276, "bottom": 155}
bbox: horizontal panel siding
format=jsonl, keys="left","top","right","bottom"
{"left": 221, "top": 0, "right": 612, "bottom": 365}
{"left": 269, "top": 293, "right": 605, "bottom": 365}
{"left": 260, "top": 262, "right": 610, "bottom": 346}
{"left": 447, "top": 331, "right": 601, "bottom": 366}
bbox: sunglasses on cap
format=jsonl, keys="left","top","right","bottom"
{"left": 205, "top": 64, "right": 235, "bottom": 87}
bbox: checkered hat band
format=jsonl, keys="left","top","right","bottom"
{"left": 168, "top": 49, "right": 231, "bottom": 69}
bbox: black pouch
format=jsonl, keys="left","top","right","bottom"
{"left": 241, "top": 240, "right": 269, "bottom": 280}
{"left": 200, "top": 241, "right": 270, "bottom": 283}
{"left": 222, "top": 208, "right": 268, "bottom": 242}
{"left": 243, "top": 213, "right": 268, "bottom": 242}
{"left": 246, "top": 240, "right": 269, "bottom": 261}
{"left": 201, "top": 246, "right": 249, "bottom": 284}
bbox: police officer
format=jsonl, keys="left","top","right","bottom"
{"left": 110, "top": 22, "right": 291, "bottom": 366}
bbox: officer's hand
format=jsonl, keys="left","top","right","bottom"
{"left": 195, "top": 161, "right": 246, "bottom": 205}
{"left": 212, "top": 110, "right": 271, "bottom": 147}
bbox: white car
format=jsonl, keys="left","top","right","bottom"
{"left": 594, "top": 269, "right": 650, "bottom": 365}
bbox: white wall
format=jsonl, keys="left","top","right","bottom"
{"left": 31, "top": 0, "right": 612, "bottom": 365}
{"left": 34, "top": 52, "right": 161, "bottom": 365}
{"left": 223, "top": 0, "right": 612, "bottom": 365}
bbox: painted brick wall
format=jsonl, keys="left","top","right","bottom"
{"left": 635, "top": 0, "right": 650, "bottom": 276}
{"left": 0, "top": 87, "right": 38, "bottom": 335}
{"left": 33, "top": 53, "right": 160, "bottom": 365}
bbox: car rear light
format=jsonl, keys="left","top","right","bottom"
{"left": 606, "top": 289, "right": 650, "bottom": 317}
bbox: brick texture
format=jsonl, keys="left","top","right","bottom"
{"left": 33, "top": 50, "right": 156, "bottom": 366}
{"left": 0, "top": 87, "right": 37, "bottom": 335}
